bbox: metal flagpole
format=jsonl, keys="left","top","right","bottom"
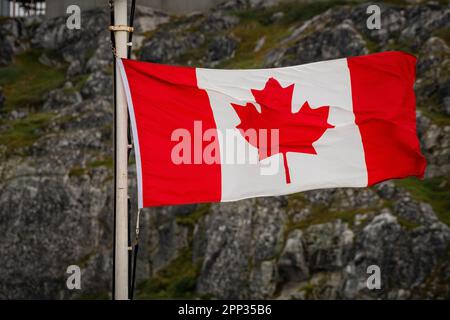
{"left": 113, "top": 0, "right": 129, "bottom": 300}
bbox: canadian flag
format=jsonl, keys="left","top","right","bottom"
{"left": 118, "top": 51, "right": 426, "bottom": 208}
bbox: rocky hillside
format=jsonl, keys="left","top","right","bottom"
{"left": 0, "top": 0, "right": 449, "bottom": 299}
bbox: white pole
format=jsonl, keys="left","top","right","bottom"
{"left": 113, "top": 0, "right": 129, "bottom": 300}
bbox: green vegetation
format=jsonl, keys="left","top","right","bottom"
{"left": 78, "top": 292, "right": 110, "bottom": 300}
{"left": 285, "top": 192, "right": 375, "bottom": 235}
{"left": 433, "top": 27, "right": 450, "bottom": 44}
{"left": 136, "top": 248, "right": 201, "bottom": 299}
{"left": 386, "top": 40, "right": 413, "bottom": 53}
{"left": 286, "top": 204, "right": 368, "bottom": 233}
{"left": 395, "top": 176, "right": 450, "bottom": 226}
{"left": 363, "top": 36, "right": 380, "bottom": 54}
{"left": 418, "top": 107, "right": 450, "bottom": 127}
{"left": 297, "top": 281, "right": 315, "bottom": 299}
{"left": 217, "top": 0, "right": 363, "bottom": 69}
{"left": 88, "top": 158, "right": 113, "bottom": 169}
{"left": 177, "top": 41, "right": 210, "bottom": 66}
{"left": 68, "top": 165, "right": 87, "bottom": 178}
{"left": 235, "top": 0, "right": 353, "bottom": 27}
{"left": 396, "top": 216, "right": 421, "bottom": 230}
{"left": 0, "top": 112, "right": 55, "bottom": 155}
{"left": 218, "top": 22, "right": 289, "bottom": 69}
{"left": 137, "top": 203, "right": 211, "bottom": 299}
{"left": 68, "top": 157, "right": 113, "bottom": 178}
{"left": 0, "top": 49, "right": 66, "bottom": 110}
{"left": 176, "top": 203, "right": 211, "bottom": 227}
{"left": 63, "top": 74, "right": 89, "bottom": 94}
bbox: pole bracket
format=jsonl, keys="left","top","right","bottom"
{"left": 109, "top": 25, "right": 134, "bottom": 33}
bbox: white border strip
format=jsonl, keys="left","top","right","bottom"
{"left": 117, "top": 58, "right": 143, "bottom": 208}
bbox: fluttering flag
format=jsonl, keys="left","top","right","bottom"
{"left": 118, "top": 51, "right": 426, "bottom": 208}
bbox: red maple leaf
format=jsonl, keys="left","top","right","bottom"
{"left": 231, "top": 77, "right": 334, "bottom": 184}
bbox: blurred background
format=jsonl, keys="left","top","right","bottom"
{"left": 0, "top": 0, "right": 448, "bottom": 299}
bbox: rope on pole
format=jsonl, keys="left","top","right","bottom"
{"left": 130, "top": 208, "right": 141, "bottom": 300}
{"left": 109, "top": 0, "right": 138, "bottom": 300}
{"left": 127, "top": 0, "right": 139, "bottom": 300}
{"left": 108, "top": 0, "right": 117, "bottom": 301}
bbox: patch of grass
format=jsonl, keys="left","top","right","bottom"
{"left": 176, "top": 203, "right": 211, "bottom": 227}
{"left": 0, "top": 49, "right": 66, "bottom": 110}
{"left": 362, "top": 35, "right": 380, "bottom": 54}
{"left": 220, "top": 0, "right": 361, "bottom": 69}
{"left": 0, "top": 112, "right": 55, "bottom": 155}
{"left": 88, "top": 158, "right": 113, "bottom": 169}
{"left": 176, "top": 41, "right": 210, "bottom": 66}
{"left": 236, "top": 0, "right": 353, "bottom": 27}
{"left": 136, "top": 248, "right": 201, "bottom": 299}
{"left": 380, "top": 0, "right": 409, "bottom": 6}
{"left": 385, "top": 39, "right": 414, "bottom": 53}
{"left": 78, "top": 292, "right": 110, "bottom": 300}
{"left": 140, "top": 29, "right": 159, "bottom": 40}
{"left": 64, "top": 74, "right": 89, "bottom": 94}
{"left": 218, "top": 21, "right": 290, "bottom": 69}
{"left": 418, "top": 107, "right": 450, "bottom": 126}
{"left": 433, "top": 27, "right": 450, "bottom": 44}
{"left": 68, "top": 157, "right": 113, "bottom": 178}
{"left": 69, "top": 166, "right": 87, "bottom": 178}
{"left": 285, "top": 191, "right": 380, "bottom": 234}
{"left": 296, "top": 281, "right": 315, "bottom": 299}
{"left": 104, "top": 64, "right": 114, "bottom": 76}
{"left": 286, "top": 192, "right": 308, "bottom": 212}
{"left": 288, "top": 206, "right": 365, "bottom": 231}
{"left": 396, "top": 216, "right": 421, "bottom": 230}
{"left": 395, "top": 176, "right": 450, "bottom": 226}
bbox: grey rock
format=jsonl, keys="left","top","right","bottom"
{"left": 140, "top": 32, "right": 205, "bottom": 64}
{"left": 342, "top": 210, "right": 450, "bottom": 298}
{"left": 43, "top": 86, "right": 83, "bottom": 111}
{"left": 394, "top": 196, "right": 439, "bottom": 226}
{"left": 201, "top": 12, "right": 239, "bottom": 33}
{"left": 254, "top": 36, "right": 266, "bottom": 53}
{"left": 416, "top": 113, "right": 450, "bottom": 177}
{"left": 350, "top": 4, "right": 407, "bottom": 46}
{"left": 251, "top": 197, "right": 287, "bottom": 262}
{"left": 375, "top": 181, "right": 398, "bottom": 200}
{"left": 196, "top": 197, "right": 287, "bottom": 299}
{"left": 265, "top": 13, "right": 369, "bottom": 67}
{"left": 270, "top": 12, "right": 284, "bottom": 23}
{"left": 249, "top": 260, "right": 278, "bottom": 299}
{"left": 278, "top": 230, "right": 309, "bottom": 283}
{"left": 248, "top": 0, "right": 278, "bottom": 9}
{"left": 0, "top": 174, "right": 112, "bottom": 299}
{"left": 400, "top": 3, "right": 450, "bottom": 48}
{"left": 81, "top": 71, "right": 112, "bottom": 98}
{"left": 206, "top": 35, "right": 237, "bottom": 65}
{"left": 145, "top": 206, "right": 191, "bottom": 273}
{"left": 416, "top": 36, "right": 450, "bottom": 116}
{"left": 196, "top": 200, "right": 254, "bottom": 299}
{"left": 303, "top": 220, "right": 354, "bottom": 272}
{"left": 0, "top": 18, "right": 29, "bottom": 65}
{"left": 133, "top": 5, "right": 170, "bottom": 34}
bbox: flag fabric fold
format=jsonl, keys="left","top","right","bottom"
{"left": 118, "top": 51, "right": 426, "bottom": 208}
